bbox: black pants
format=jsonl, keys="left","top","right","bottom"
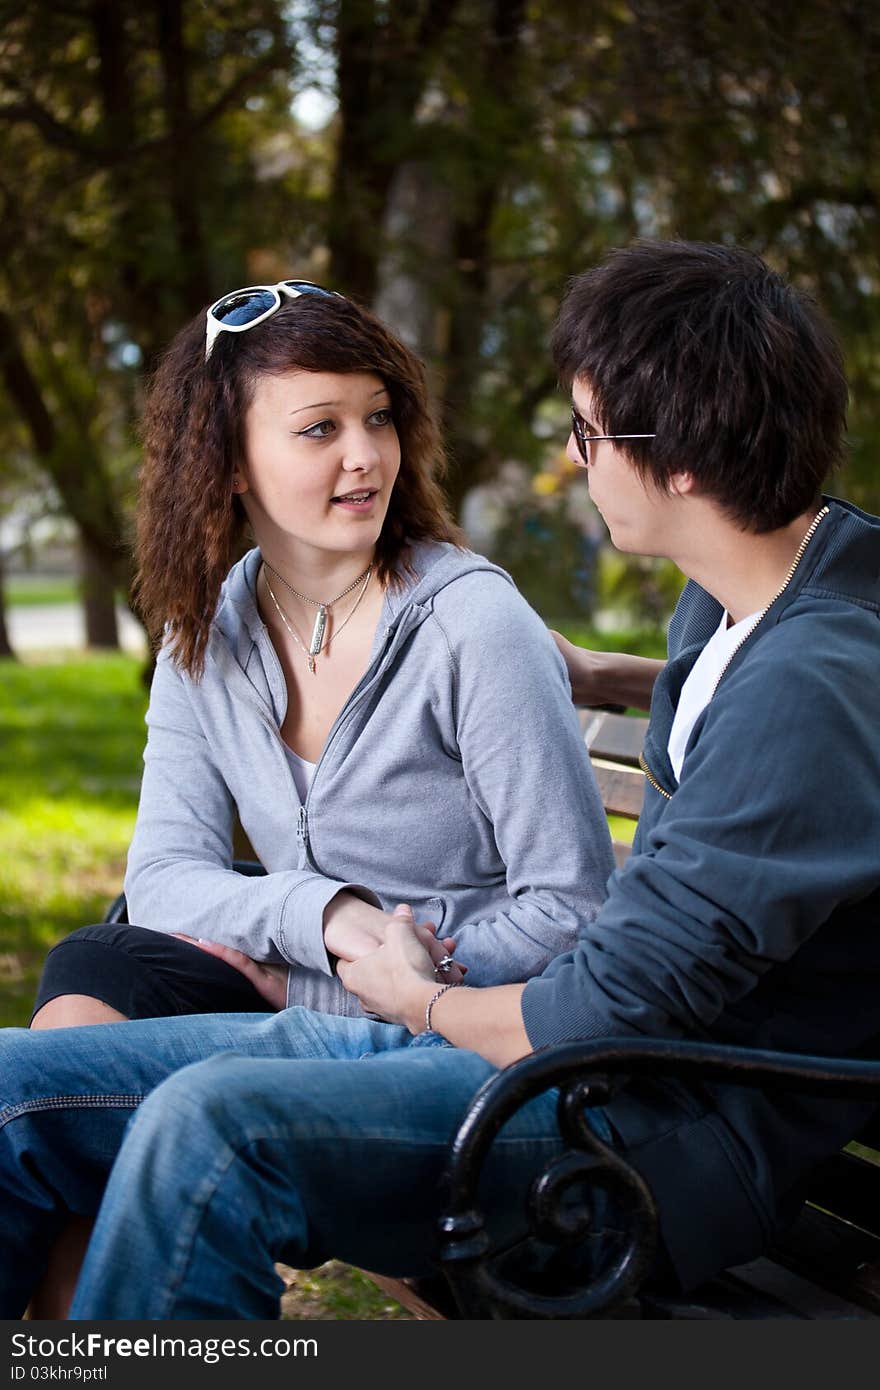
{"left": 32, "top": 924, "right": 270, "bottom": 1021}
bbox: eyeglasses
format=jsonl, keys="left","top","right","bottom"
{"left": 205, "top": 280, "right": 343, "bottom": 361}
{"left": 570, "top": 406, "right": 655, "bottom": 466}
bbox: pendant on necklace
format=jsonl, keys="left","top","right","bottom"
{"left": 309, "top": 606, "right": 327, "bottom": 660}
{"left": 308, "top": 655, "right": 316, "bottom": 675}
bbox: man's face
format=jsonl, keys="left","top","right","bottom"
{"left": 568, "top": 377, "right": 675, "bottom": 556}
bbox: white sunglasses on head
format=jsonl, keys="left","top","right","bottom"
{"left": 204, "top": 280, "right": 343, "bottom": 361}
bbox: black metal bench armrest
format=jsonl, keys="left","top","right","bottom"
{"left": 438, "top": 1039, "right": 880, "bottom": 1319}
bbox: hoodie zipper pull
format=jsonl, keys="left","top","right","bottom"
{"left": 297, "top": 805, "right": 309, "bottom": 847}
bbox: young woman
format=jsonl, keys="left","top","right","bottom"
{"left": 30, "top": 280, "right": 614, "bottom": 1032}
{"left": 15, "top": 280, "right": 615, "bottom": 1318}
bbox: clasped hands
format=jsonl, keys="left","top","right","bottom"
{"left": 176, "top": 889, "right": 462, "bottom": 1020}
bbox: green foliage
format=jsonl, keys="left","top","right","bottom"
{"left": 492, "top": 492, "right": 600, "bottom": 622}
{"left": 2, "top": 0, "right": 879, "bottom": 569}
{"left": 553, "top": 622, "right": 668, "bottom": 661}
{"left": 598, "top": 550, "right": 688, "bottom": 629}
{"left": 0, "top": 0, "right": 312, "bottom": 583}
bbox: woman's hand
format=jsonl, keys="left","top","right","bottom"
{"left": 173, "top": 935, "right": 289, "bottom": 1011}
{"left": 338, "top": 906, "right": 453, "bottom": 1032}
{"left": 322, "top": 891, "right": 393, "bottom": 960}
{"left": 323, "top": 890, "right": 466, "bottom": 978}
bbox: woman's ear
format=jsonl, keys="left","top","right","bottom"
{"left": 231, "top": 472, "right": 248, "bottom": 495}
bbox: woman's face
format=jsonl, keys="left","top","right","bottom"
{"left": 235, "top": 369, "right": 401, "bottom": 560}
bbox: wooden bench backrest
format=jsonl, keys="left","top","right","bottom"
{"left": 579, "top": 709, "right": 649, "bottom": 867}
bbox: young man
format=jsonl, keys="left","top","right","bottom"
{"left": 2, "top": 240, "right": 879, "bottom": 1318}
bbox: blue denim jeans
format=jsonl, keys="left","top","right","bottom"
{"left": 0, "top": 1009, "right": 613, "bottom": 1319}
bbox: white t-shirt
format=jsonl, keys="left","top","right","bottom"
{"left": 283, "top": 744, "right": 318, "bottom": 804}
{"left": 667, "top": 608, "right": 761, "bottom": 782}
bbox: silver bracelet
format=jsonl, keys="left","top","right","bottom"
{"left": 425, "top": 981, "right": 461, "bottom": 1033}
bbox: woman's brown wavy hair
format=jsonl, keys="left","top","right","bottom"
{"left": 135, "top": 290, "right": 462, "bottom": 677}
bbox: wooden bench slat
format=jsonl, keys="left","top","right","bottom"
{"left": 580, "top": 710, "right": 649, "bottom": 767}
{"left": 721, "top": 1255, "right": 877, "bottom": 1319}
{"left": 770, "top": 1204, "right": 880, "bottom": 1316}
{"left": 363, "top": 1273, "right": 455, "bottom": 1320}
{"left": 643, "top": 1257, "right": 876, "bottom": 1320}
{"left": 592, "top": 763, "right": 645, "bottom": 820}
{"left": 805, "top": 1148, "right": 880, "bottom": 1238}
{"left": 639, "top": 1276, "right": 786, "bottom": 1319}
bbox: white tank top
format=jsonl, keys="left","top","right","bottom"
{"left": 283, "top": 743, "right": 318, "bottom": 804}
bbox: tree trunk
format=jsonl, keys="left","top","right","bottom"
{"left": 0, "top": 310, "right": 129, "bottom": 589}
{"left": 326, "top": 0, "right": 398, "bottom": 302}
{"left": 80, "top": 531, "right": 120, "bottom": 649}
{"left": 373, "top": 160, "right": 454, "bottom": 381}
{"left": 439, "top": 0, "right": 529, "bottom": 518}
{"left": 328, "top": 0, "right": 461, "bottom": 300}
{"left": 155, "top": 0, "right": 213, "bottom": 314}
{"left": 0, "top": 551, "right": 16, "bottom": 660}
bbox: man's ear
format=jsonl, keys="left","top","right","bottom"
{"left": 668, "top": 470, "right": 696, "bottom": 497}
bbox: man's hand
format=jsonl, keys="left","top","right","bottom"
{"left": 172, "top": 935, "right": 289, "bottom": 1011}
{"left": 549, "top": 631, "right": 611, "bottom": 706}
{"left": 550, "top": 631, "right": 663, "bottom": 712}
{"left": 338, "top": 905, "right": 462, "bottom": 1032}
{"left": 342, "top": 908, "right": 532, "bottom": 1066}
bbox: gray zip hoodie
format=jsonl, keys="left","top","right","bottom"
{"left": 124, "top": 541, "right": 615, "bottom": 1016}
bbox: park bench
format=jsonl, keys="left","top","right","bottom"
{"left": 104, "top": 710, "right": 880, "bottom": 1320}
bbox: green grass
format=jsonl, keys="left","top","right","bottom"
{"left": 5, "top": 576, "right": 80, "bottom": 607}
{"left": 0, "top": 652, "right": 147, "bottom": 1027}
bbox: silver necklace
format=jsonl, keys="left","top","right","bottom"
{"left": 263, "top": 560, "right": 372, "bottom": 609}
{"left": 263, "top": 566, "right": 373, "bottom": 675}
{"left": 262, "top": 560, "right": 372, "bottom": 670}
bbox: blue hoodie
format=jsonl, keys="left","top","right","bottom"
{"left": 522, "top": 497, "right": 880, "bottom": 1290}
{"left": 125, "top": 541, "right": 616, "bottom": 1016}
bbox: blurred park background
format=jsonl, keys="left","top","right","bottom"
{"left": 1, "top": 0, "right": 878, "bottom": 1315}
